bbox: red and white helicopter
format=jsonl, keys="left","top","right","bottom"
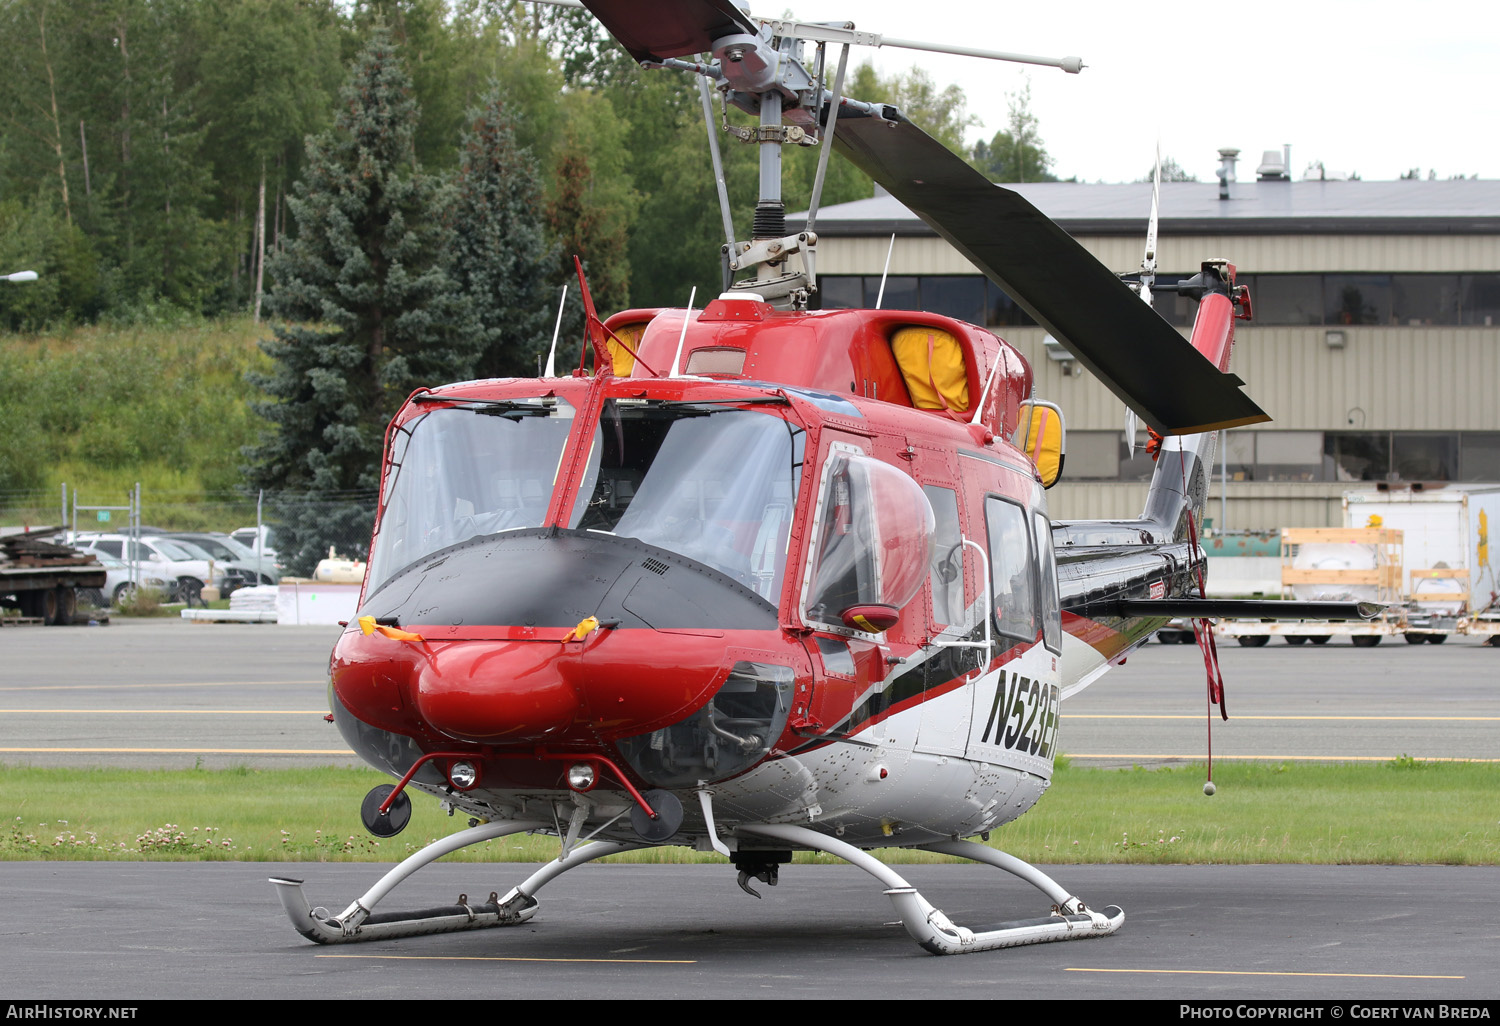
{"left": 272, "top": 0, "right": 1370, "bottom": 954}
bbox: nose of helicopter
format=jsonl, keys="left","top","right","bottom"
{"left": 413, "top": 640, "right": 581, "bottom": 742}
{"left": 404, "top": 631, "right": 728, "bottom": 745}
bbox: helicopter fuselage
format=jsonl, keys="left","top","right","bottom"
{"left": 329, "top": 296, "right": 1195, "bottom": 851}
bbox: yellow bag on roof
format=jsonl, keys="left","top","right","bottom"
{"left": 607, "top": 323, "right": 649, "bottom": 377}
{"left": 890, "top": 326, "right": 969, "bottom": 414}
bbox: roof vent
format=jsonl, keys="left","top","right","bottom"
{"left": 1256, "top": 149, "right": 1289, "bottom": 181}
{"left": 1217, "top": 148, "right": 1240, "bottom": 201}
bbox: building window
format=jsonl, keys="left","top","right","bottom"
{"left": 1461, "top": 275, "right": 1500, "bottom": 326}
{"left": 1118, "top": 432, "right": 1158, "bottom": 482}
{"left": 1325, "top": 432, "right": 1390, "bottom": 481}
{"left": 1392, "top": 275, "right": 1462, "bottom": 325}
{"left": 1460, "top": 433, "right": 1500, "bottom": 479}
{"left": 1065, "top": 431, "right": 1120, "bottom": 479}
{"left": 1391, "top": 434, "right": 1457, "bottom": 481}
{"left": 818, "top": 275, "right": 1037, "bottom": 328}
{"left": 1326, "top": 275, "right": 1393, "bottom": 325}
{"left": 983, "top": 282, "right": 1036, "bottom": 326}
{"left": 922, "top": 276, "right": 987, "bottom": 324}
{"left": 1245, "top": 274, "right": 1323, "bottom": 325}
{"left": 819, "top": 276, "right": 862, "bottom": 310}
{"left": 1251, "top": 431, "right": 1326, "bottom": 482}
{"left": 818, "top": 272, "right": 1500, "bottom": 327}
{"left": 1052, "top": 430, "right": 1495, "bottom": 485}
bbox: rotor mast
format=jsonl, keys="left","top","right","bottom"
{"left": 545, "top": 0, "right": 1084, "bottom": 309}
{"left": 699, "top": 5, "right": 1084, "bottom": 309}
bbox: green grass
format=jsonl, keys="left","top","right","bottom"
{"left": 3, "top": 758, "right": 1496, "bottom": 865}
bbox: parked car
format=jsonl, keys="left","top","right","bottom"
{"left": 77, "top": 555, "right": 171, "bottom": 609}
{"left": 1155, "top": 618, "right": 1196, "bottom": 643}
{"left": 162, "top": 532, "right": 282, "bottom": 590}
{"left": 73, "top": 534, "right": 217, "bottom": 606}
{"left": 230, "top": 525, "right": 281, "bottom": 568}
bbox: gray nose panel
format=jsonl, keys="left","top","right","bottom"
{"left": 360, "top": 528, "right": 776, "bottom": 631}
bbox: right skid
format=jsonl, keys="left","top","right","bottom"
{"left": 737, "top": 824, "right": 1123, "bottom": 955}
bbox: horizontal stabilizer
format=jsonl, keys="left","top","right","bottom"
{"left": 1077, "top": 599, "right": 1383, "bottom": 621}
{"left": 832, "top": 112, "right": 1270, "bottom": 435}
{"left": 579, "top": 0, "right": 757, "bottom": 62}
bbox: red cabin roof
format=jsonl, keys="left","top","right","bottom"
{"left": 601, "top": 298, "right": 1032, "bottom": 441}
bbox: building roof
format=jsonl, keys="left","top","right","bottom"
{"left": 795, "top": 179, "right": 1500, "bottom": 237}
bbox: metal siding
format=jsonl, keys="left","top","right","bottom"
{"left": 1003, "top": 326, "right": 1500, "bottom": 432}
{"left": 820, "top": 234, "right": 1500, "bottom": 276}
{"left": 819, "top": 224, "right": 1497, "bottom": 533}
{"left": 1234, "top": 327, "right": 1500, "bottom": 430}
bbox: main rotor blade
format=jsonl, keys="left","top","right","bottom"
{"left": 831, "top": 111, "right": 1269, "bottom": 435}
{"left": 579, "top": 0, "right": 757, "bottom": 62}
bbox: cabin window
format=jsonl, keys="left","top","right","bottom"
{"left": 577, "top": 400, "right": 805, "bottom": 602}
{"left": 984, "top": 496, "right": 1038, "bottom": 646}
{"left": 684, "top": 348, "right": 748, "bottom": 376}
{"left": 367, "top": 397, "right": 578, "bottom": 595}
{"left": 924, "top": 485, "right": 965, "bottom": 627}
{"left": 803, "top": 450, "right": 934, "bottom": 633}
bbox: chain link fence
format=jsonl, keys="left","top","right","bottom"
{"left": 1, "top": 488, "right": 378, "bottom": 579}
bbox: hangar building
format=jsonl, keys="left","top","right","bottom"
{"left": 798, "top": 159, "right": 1500, "bottom": 531}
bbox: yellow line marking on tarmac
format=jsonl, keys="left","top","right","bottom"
{"left": 1065, "top": 968, "right": 1463, "bottom": 980}
{"left": 0, "top": 709, "right": 325, "bottom": 715}
{"left": 0, "top": 681, "right": 322, "bottom": 692}
{"left": 1070, "top": 714, "right": 1500, "bottom": 721}
{"left": 0, "top": 747, "right": 355, "bottom": 755}
{"left": 1063, "top": 753, "right": 1500, "bottom": 763}
{"left": 316, "top": 953, "right": 694, "bottom": 965}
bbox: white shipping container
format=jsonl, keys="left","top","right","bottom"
{"left": 1343, "top": 484, "right": 1500, "bottom": 619}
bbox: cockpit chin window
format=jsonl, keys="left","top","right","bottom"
{"left": 615, "top": 661, "right": 795, "bottom": 788}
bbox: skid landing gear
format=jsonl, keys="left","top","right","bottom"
{"left": 737, "top": 825, "right": 1123, "bottom": 955}
{"left": 274, "top": 819, "right": 1121, "bottom": 954}
{"left": 271, "top": 819, "right": 646, "bottom": 944}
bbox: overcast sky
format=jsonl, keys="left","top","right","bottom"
{"left": 779, "top": 0, "right": 1498, "bottom": 183}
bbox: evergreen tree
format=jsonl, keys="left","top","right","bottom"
{"left": 244, "top": 27, "right": 471, "bottom": 575}
{"left": 1139, "top": 156, "right": 1197, "bottom": 183}
{"left": 449, "top": 91, "right": 555, "bottom": 379}
{"left": 548, "top": 138, "right": 632, "bottom": 317}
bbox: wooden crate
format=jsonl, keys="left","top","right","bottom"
{"left": 1281, "top": 527, "right": 1404, "bottom": 603}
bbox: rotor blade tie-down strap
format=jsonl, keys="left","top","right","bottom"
{"left": 1179, "top": 449, "right": 1228, "bottom": 790}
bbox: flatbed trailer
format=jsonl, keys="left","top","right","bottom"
{"left": 1216, "top": 485, "right": 1500, "bottom": 647}
{"left": 0, "top": 528, "right": 107, "bottom": 626}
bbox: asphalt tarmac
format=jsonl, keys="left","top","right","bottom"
{"left": 4, "top": 861, "right": 1498, "bottom": 1000}
{"left": 2, "top": 618, "right": 1497, "bottom": 1001}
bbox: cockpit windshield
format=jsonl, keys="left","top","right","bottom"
{"left": 576, "top": 400, "right": 806, "bottom": 603}
{"left": 366, "top": 397, "right": 578, "bottom": 594}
